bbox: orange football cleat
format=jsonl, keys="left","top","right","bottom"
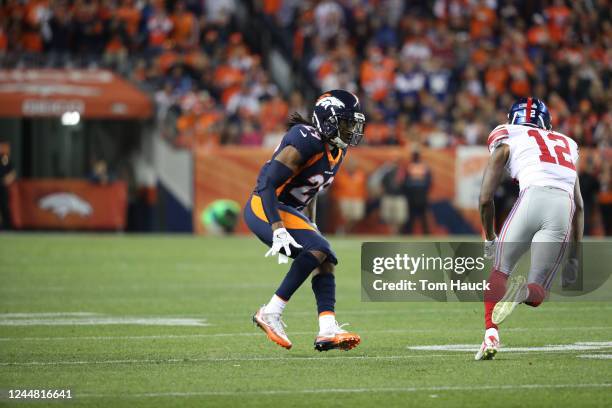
{"left": 314, "top": 321, "right": 361, "bottom": 352}
{"left": 252, "top": 306, "right": 292, "bottom": 349}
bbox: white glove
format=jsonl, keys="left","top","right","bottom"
{"left": 484, "top": 236, "right": 498, "bottom": 260}
{"left": 265, "top": 228, "right": 302, "bottom": 264}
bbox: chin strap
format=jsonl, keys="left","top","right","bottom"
{"left": 328, "top": 125, "right": 348, "bottom": 149}
{"left": 329, "top": 136, "right": 347, "bottom": 149}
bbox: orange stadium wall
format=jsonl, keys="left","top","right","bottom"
{"left": 194, "top": 147, "right": 457, "bottom": 235}
{"left": 194, "top": 147, "right": 608, "bottom": 236}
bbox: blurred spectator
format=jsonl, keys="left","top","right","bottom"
{"left": 170, "top": 1, "right": 198, "bottom": 50}
{"left": 600, "top": 161, "right": 612, "bottom": 236}
{"left": 314, "top": 0, "right": 343, "bottom": 41}
{"left": 0, "top": 144, "right": 16, "bottom": 230}
{"left": 332, "top": 158, "right": 367, "bottom": 234}
{"left": 402, "top": 151, "right": 432, "bottom": 234}
{"left": 206, "top": 0, "right": 237, "bottom": 24}
{"left": 116, "top": 0, "right": 140, "bottom": 41}
{"left": 147, "top": 1, "right": 173, "bottom": 54}
{"left": 579, "top": 158, "right": 601, "bottom": 235}
{"left": 240, "top": 119, "right": 263, "bottom": 146}
{"left": 380, "top": 158, "right": 409, "bottom": 234}
{"left": 287, "top": 90, "right": 308, "bottom": 119}
{"left": 360, "top": 45, "right": 395, "bottom": 103}
{"left": 89, "top": 159, "right": 111, "bottom": 185}
{"left": 131, "top": 152, "right": 157, "bottom": 232}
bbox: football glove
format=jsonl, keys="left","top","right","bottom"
{"left": 484, "top": 236, "right": 498, "bottom": 260}
{"left": 562, "top": 257, "right": 580, "bottom": 287}
{"left": 265, "top": 228, "right": 303, "bottom": 264}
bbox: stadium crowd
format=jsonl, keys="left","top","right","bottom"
{"left": 0, "top": 0, "right": 610, "bottom": 234}
{"left": 0, "top": 0, "right": 609, "bottom": 149}
{"left": 262, "top": 0, "right": 610, "bottom": 149}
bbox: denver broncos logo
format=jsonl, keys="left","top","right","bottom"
{"left": 39, "top": 193, "right": 93, "bottom": 219}
{"left": 315, "top": 96, "right": 345, "bottom": 110}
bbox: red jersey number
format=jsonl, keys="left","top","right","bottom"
{"left": 527, "top": 129, "right": 576, "bottom": 171}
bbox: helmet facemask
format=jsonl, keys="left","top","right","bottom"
{"left": 325, "top": 112, "right": 366, "bottom": 149}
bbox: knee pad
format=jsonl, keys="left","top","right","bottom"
{"left": 319, "top": 261, "right": 335, "bottom": 274}
{"left": 308, "top": 248, "right": 338, "bottom": 265}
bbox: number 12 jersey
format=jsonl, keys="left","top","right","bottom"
{"left": 487, "top": 124, "right": 579, "bottom": 195}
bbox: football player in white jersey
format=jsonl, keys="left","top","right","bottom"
{"left": 475, "top": 97, "right": 584, "bottom": 360}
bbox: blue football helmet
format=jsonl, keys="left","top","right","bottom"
{"left": 507, "top": 97, "right": 551, "bottom": 130}
{"left": 311, "top": 89, "right": 366, "bottom": 149}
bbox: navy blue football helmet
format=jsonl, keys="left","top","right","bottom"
{"left": 507, "top": 97, "right": 551, "bottom": 130}
{"left": 312, "top": 89, "right": 366, "bottom": 149}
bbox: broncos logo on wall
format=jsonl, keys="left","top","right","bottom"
{"left": 39, "top": 193, "right": 93, "bottom": 219}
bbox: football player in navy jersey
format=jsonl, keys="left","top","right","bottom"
{"left": 244, "top": 90, "right": 366, "bottom": 351}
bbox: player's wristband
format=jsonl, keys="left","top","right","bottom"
{"left": 257, "top": 160, "right": 294, "bottom": 225}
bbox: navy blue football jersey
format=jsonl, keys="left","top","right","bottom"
{"left": 255, "top": 124, "right": 345, "bottom": 211}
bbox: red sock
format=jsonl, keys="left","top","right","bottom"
{"left": 525, "top": 283, "right": 545, "bottom": 307}
{"left": 484, "top": 269, "right": 508, "bottom": 329}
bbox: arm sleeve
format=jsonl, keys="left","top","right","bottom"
{"left": 255, "top": 125, "right": 322, "bottom": 225}
{"left": 256, "top": 159, "right": 294, "bottom": 225}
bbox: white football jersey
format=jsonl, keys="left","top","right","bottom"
{"left": 487, "top": 124, "right": 579, "bottom": 195}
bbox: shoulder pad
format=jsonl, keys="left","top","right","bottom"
{"left": 284, "top": 124, "right": 324, "bottom": 160}
{"left": 487, "top": 125, "right": 509, "bottom": 152}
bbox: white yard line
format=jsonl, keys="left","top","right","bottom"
{"left": 408, "top": 341, "right": 612, "bottom": 353}
{"left": 0, "top": 316, "right": 209, "bottom": 327}
{"left": 1, "top": 326, "right": 610, "bottom": 342}
{"left": 0, "top": 312, "right": 101, "bottom": 318}
{"left": 2, "top": 305, "right": 611, "bottom": 319}
{"left": 577, "top": 354, "right": 612, "bottom": 360}
{"left": 2, "top": 343, "right": 610, "bottom": 367}
{"left": 77, "top": 383, "right": 612, "bottom": 398}
{"left": 219, "top": 306, "right": 612, "bottom": 317}
{"left": 0, "top": 354, "right": 460, "bottom": 367}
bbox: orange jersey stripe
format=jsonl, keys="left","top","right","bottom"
{"left": 250, "top": 195, "right": 315, "bottom": 231}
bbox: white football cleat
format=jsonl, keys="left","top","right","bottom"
{"left": 252, "top": 306, "right": 292, "bottom": 349}
{"left": 475, "top": 328, "right": 500, "bottom": 360}
{"left": 314, "top": 320, "right": 361, "bottom": 352}
{"left": 492, "top": 275, "right": 528, "bottom": 325}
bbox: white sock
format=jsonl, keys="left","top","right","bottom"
{"left": 318, "top": 313, "right": 336, "bottom": 333}
{"left": 485, "top": 327, "right": 499, "bottom": 340}
{"left": 263, "top": 295, "right": 287, "bottom": 315}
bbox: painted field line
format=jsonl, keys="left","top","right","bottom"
{"left": 0, "top": 312, "right": 101, "bottom": 318}
{"left": 408, "top": 341, "right": 612, "bottom": 353}
{"left": 0, "top": 354, "right": 461, "bottom": 367}
{"left": 577, "top": 354, "right": 612, "bottom": 360}
{"left": 0, "top": 317, "right": 209, "bottom": 327}
{"left": 2, "top": 305, "right": 611, "bottom": 320}
{"left": 1, "top": 326, "right": 610, "bottom": 342}
{"left": 220, "top": 305, "right": 612, "bottom": 317}
{"left": 0, "top": 326, "right": 612, "bottom": 345}
{"left": 78, "top": 383, "right": 612, "bottom": 398}
{"left": 2, "top": 345, "right": 608, "bottom": 367}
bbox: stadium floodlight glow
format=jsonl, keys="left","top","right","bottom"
{"left": 61, "top": 111, "right": 80, "bottom": 126}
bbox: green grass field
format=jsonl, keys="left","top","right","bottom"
{"left": 0, "top": 234, "right": 611, "bottom": 407}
